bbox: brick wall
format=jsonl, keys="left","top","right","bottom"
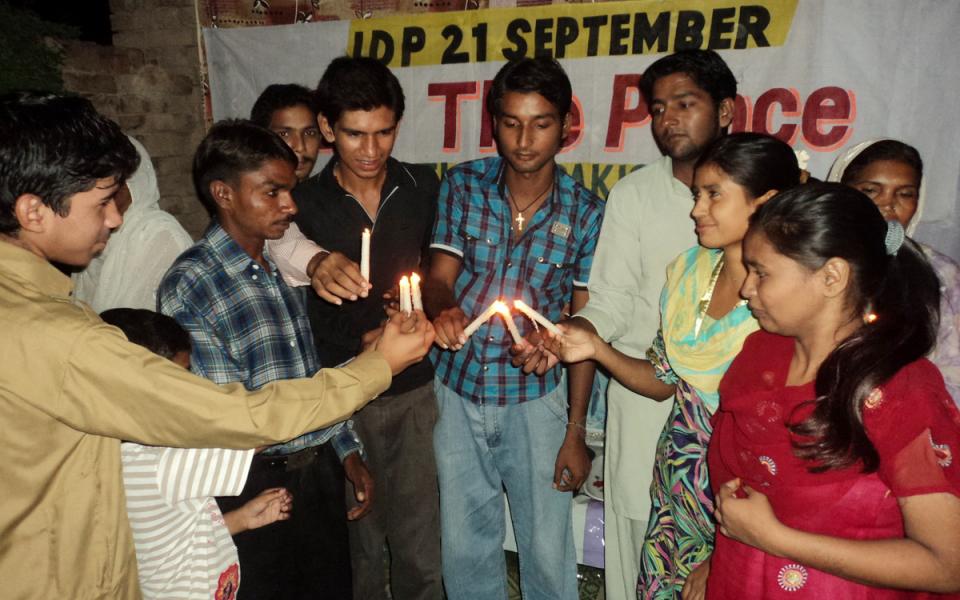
{"left": 60, "top": 0, "right": 208, "bottom": 238}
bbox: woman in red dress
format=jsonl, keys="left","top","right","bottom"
{"left": 706, "top": 182, "right": 960, "bottom": 598}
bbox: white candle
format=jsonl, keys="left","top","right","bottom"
{"left": 410, "top": 272, "right": 423, "bottom": 312}
{"left": 495, "top": 301, "right": 523, "bottom": 345}
{"left": 462, "top": 301, "right": 499, "bottom": 338}
{"left": 513, "top": 299, "right": 561, "bottom": 335}
{"left": 399, "top": 275, "right": 412, "bottom": 315}
{"left": 360, "top": 228, "right": 371, "bottom": 282}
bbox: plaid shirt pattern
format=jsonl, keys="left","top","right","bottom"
{"left": 158, "top": 222, "right": 361, "bottom": 458}
{"left": 430, "top": 157, "right": 604, "bottom": 405}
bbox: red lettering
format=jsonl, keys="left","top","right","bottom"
{"left": 427, "top": 81, "right": 480, "bottom": 152}
{"left": 562, "top": 96, "right": 584, "bottom": 151}
{"left": 604, "top": 74, "right": 649, "bottom": 151}
{"left": 730, "top": 94, "right": 752, "bottom": 133}
{"left": 480, "top": 79, "right": 495, "bottom": 151}
{"left": 752, "top": 88, "right": 800, "bottom": 145}
{"left": 801, "top": 87, "right": 856, "bottom": 151}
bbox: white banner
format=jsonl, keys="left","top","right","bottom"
{"left": 204, "top": 0, "right": 960, "bottom": 258}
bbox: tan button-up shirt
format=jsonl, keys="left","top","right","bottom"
{"left": 0, "top": 241, "right": 391, "bottom": 599}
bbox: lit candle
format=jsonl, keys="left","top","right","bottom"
{"left": 360, "top": 228, "right": 371, "bottom": 282}
{"left": 410, "top": 272, "right": 423, "bottom": 312}
{"left": 462, "top": 301, "right": 500, "bottom": 338}
{"left": 495, "top": 301, "right": 523, "bottom": 345}
{"left": 399, "top": 275, "right": 412, "bottom": 315}
{"left": 513, "top": 299, "right": 561, "bottom": 335}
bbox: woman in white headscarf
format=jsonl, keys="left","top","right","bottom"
{"left": 73, "top": 135, "right": 193, "bottom": 312}
{"left": 828, "top": 138, "right": 960, "bottom": 405}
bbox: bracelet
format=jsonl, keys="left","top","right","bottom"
{"left": 566, "top": 421, "right": 587, "bottom": 431}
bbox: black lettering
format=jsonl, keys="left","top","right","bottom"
{"left": 736, "top": 5, "right": 771, "bottom": 48}
{"left": 352, "top": 31, "right": 364, "bottom": 57}
{"left": 472, "top": 22, "right": 488, "bottom": 62}
{"left": 534, "top": 18, "right": 554, "bottom": 57}
{"left": 608, "top": 13, "right": 630, "bottom": 56}
{"left": 370, "top": 30, "right": 394, "bottom": 64}
{"left": 632, "top": 11, "right": 669, "bottom": 53}
{"left": 401, "top": 26, "right": 426, "bottom": 66}
{"left": 441, "top": 24, "right": 468, "bottom": 64}
{"left": 503, "top": 19, "right": 531, "bottom": 60}
{"left": 675, "top": 11, "right": 705, "bottom": 50}
{"left": 708, "top": 7, "right": 736, "bottom": 49}
{"left": 582, "top": 15, "right": 608, "bottom": 57}
{"left": 555, "top": 17, "right": 578, "bottom": 58}
{"left": 591, "top": 163, "right": 613, "bottom": 198}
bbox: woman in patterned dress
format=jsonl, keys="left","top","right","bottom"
{"left": 546, "top": 133, "right": 801, "bottom": 599}
{"left": 707, "top": 183, "right": 960, "bottom": 598}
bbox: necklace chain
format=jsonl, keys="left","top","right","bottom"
{"left": 508, "top": 182, "right": 553, "bottom": 231}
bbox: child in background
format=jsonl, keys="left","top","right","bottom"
{"left": 706, "top": 183, "right": 960, "bottom": 598}
{"left": 101, "top": 308, "right": 292, "bottom": 600}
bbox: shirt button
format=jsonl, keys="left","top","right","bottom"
{"left": 486, "top": 238, "right": 493, "bottom": 244}
{"left": 487, "top": 335, "right": 495, "bottom": 342}
{"left": 252, "top": 264, "right": 260, "bottom": 270}
{"left": 252, "top": 274, "right": 258, "bottom": 280}
{"left": 289, "top": 341, "right": 296, "bottom": 348}
{"left": 506, "top": 261, "right": 512, "bottom": 268}
{"left": 537, "top": 256, "right": 545, "bottom": 263}
{"left": 483, "top": 366, "right": 489, "bottom": 371}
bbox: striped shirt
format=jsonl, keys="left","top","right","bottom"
{"left": 158, "top": 222, "right": 361, "bottom": 458}
{"left": 121, "top": 443, "right": 253, "bottom": 600}
{"left": 430, "top": 157, "right": 604, "bottom": 405}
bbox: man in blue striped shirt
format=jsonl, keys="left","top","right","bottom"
{"left": 159, "top": 120, "right": 369, "bottom": 599}
{"left": 425, "top": 57, "right": 604, "bottom": 600}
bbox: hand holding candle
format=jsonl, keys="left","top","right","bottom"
{"left": 494, "top": 301, "right": 523, "bottom": 345}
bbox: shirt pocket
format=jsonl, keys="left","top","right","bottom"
{"left": 526, "top": 243, "right": 576, "bottom": 292}
{"left": 460, "top": 218, "right": 501, "bottom": 274}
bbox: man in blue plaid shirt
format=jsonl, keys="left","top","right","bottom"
{"left": 159, "top": 120, "right": 368, "bottom": 599}
{"left": 425, "top": 58, "right": 604, "bottom": 600}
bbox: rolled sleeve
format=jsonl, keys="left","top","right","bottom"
{"left": 330, "top": 421, "right": 364, "bottom": 461}
{"left": 267, "top": 222, "right": 327, "bottom": 288}
{"left": 430, "top": 175, "right": 465, "bottom": 257}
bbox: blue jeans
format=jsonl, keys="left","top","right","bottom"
{"left": 433, "top": 380, "right": 577, "bottom": 600}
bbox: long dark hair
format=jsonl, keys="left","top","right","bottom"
{"left": 695, "top": 132, "right": 801, "bottom": 198}
{"left": 749, "top": 182, "right": 940, "bottom": 471}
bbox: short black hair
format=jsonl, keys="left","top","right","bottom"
{"left": 316, "top": 56, "right": 405, "bottom": 125}
{"left": 639, "top": 50, "right": 737, "bottom": 108}
{"left": 0, "top": 91, "right": 139, "bottom": 235}
{"left": 250, "top": 83, "right": 317, "bottom": 128}
{"left": 840, "top": 140, "right": 923, "bottom": 187}
{"left": 192, "top": 119, "right": 297, "bottom": 216}
{"left": 486, "top": 57, "right": 573, "bottom": 118}
{"left": 100, "top": 308, "right": 191, "bottom": 361}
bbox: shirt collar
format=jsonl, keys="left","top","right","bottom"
{"left": 319, "top": 157, "right": 406, "bottom": 197}
{"left": 491, "top": 157, "right": 575, "bottom": 209}
{"left": 0, "top": 239, "right": 74, "bottom": 298}
{"left": 204, "top": 222, "right": 276, "bottom": 278}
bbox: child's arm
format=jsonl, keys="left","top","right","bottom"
{"left": 224, "top": 487, "right": 293, "bottom": 536}
{"left": 714, "top": 479, "right": 960, "bottom": 593}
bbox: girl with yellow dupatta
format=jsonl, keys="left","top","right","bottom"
{"left": 546, "top": 133, "right": 800, "bottom": 600}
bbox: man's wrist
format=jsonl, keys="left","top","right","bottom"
{"left": 306, "top": 250, "right": 330, "bottom": 278}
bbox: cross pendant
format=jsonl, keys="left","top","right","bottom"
{"left": 515, "top": 212, "right": 525, "bottom": 231}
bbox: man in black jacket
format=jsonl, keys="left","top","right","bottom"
{"left": 292, "top": 56, "right": 442, "bottom": 600}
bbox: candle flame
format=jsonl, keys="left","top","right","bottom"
{"left": 400, "top": 275, "right": 410, "bottom": 285}
{"left": 363, "top": 228, "right": 370, "bottom": 234}
{"left": 492, "top": 300, "right": 510, "bottom": 314}
{"left": 410, "top": 272, "right": 420, "bottom": 284}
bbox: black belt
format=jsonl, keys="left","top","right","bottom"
{"left": 253, "top": 444, "right": 324, "bottom": 472}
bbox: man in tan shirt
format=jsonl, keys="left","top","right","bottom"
{"left": 0, "top": 92, "right": 434, "bottom": 599}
